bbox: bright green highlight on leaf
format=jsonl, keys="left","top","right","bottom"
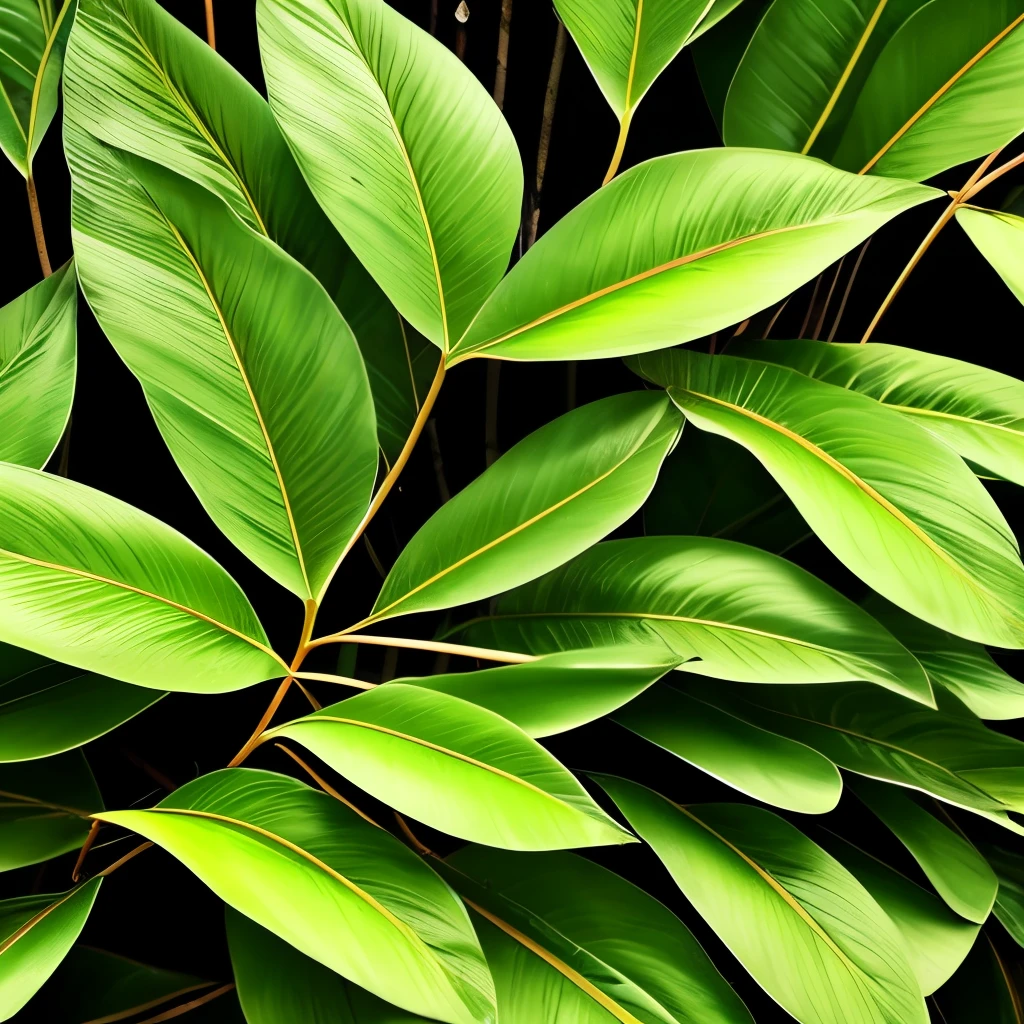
{"left": 958, "top": 205, "right": 1024, "bottom": 309}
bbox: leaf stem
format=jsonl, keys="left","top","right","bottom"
{"left": 95, "top": 840, "right": 154, "bottom": 877}
{"left": 493, "top": 0, "right": 513, "bottom": 110}
{"left": 274, "top": 744, "right": 381, "bottom": 825}
{"left": 602, "top": 109, "right": 633, "bottom": 185}
{"left": 827, "top": 238, "right": 871, "bottom": 341}
{"left": 525, "top": 21, "right": 567, "bottom": 249}
{"left": 138, "top": 982, "right": 235, "bottom": 1023}
{"left": 204, "top": 0, "right": 215, "bottom": 49}
{"left": 306, "top": 632, "right": 536, "bottom": 664}
{"left": 26, "top": 175, "right": 52, "bottom": 277}
{"left": 72, "top": 820, "right": 101, "bottom": 882}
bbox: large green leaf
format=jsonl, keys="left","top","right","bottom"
{"left": 68, "top": 140, "right": 378, "bottom": 602}
{"left": 851, "top": 777, "right": 997, "bottom": 923}
{"left": 266, "top": 685, "right": 633, "bottom": 851}
{"left": 365, "top": 393, "right": 681, "bottom": 624}
{"left": 257, "top": 0, "right": 522, "bottom": 352}
{"left": 615, "top": 684, "right": 842, "bottom": 813}
{"left": 444, "top": 846, "right": 753, "bottom": 1024}
{"left": 229, "top": 908, "right": 432, "bottom": 1023}
{"left": 63, "top": 0, "right": 431, "bottom": 462}
{"left": 0, "top": 879, "right": 101, "bottom": 1021}
{"left": 814, "top": 830, "right": 979, "bottom": 995}
{"left": 596, "top": 777, "right": 928, "bottom": 1024}
{"left": 97, "top": 769, "right": 495, "bottom": 1024}
{"left": 862, "top": 594, "right": 1024, "bottom": 721}
{"left": 699, "top": 682, "right": 1024, "bottom": 830}
{"left": 978, "top": 842, "right": 1024, "bottom": 947}
{"left": 0, "top": 262, "right": 76, "bottom": 469}
{"left": 460, "top": 536, "right": 933, "bottom": 702}
{"left": 931, "top": 933, "right": 1023, "bottom": 1023}
{"left": 957, "top": 206, "right": 1024, "bottom": 308}
{"left": 631, "top": 348, "right": 1024, "bottom": 647}
{"left": 0, "top": 751, "right": 99, "bottom": 871}
{"left": 0, "top": 644, "right": 162, "bottom": 762}
{"left": 0, "top": 462, "right": 285, "bottom": 692}
{"left": 0, "top": 0, "right": 74, "bottom": 175}
{"left": 732, "top": 339, "right": 1024, "bottom": 488}
{"left": 407, "top": 647, "right": 680, "bottom": 738}
{"left": 445, "top": 149, "right": 935, "bottom": 363}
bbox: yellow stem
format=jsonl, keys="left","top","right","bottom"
{"left": 204, "top": 0, "right": 215, "bottom": 49}
{"left": 602, "top": 110, "right": 633, "bottom": 186}
{"left": 307, "top": 632, "right": 535, "bottom": 664}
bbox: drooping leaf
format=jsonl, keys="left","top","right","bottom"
{"left": 862, "top": 594, "right": 1024, "bottom": 721}
{"left": 931, "top": 933, "right": 1023, "bottom": 1023}
{"left": 266, "top": 685, "right": 633, "bottom": 851}
{"left": 977, "top": 842, "right": 1024, "bottom": 947}
{"left": 407, "top": 646, "right": 680, "bottom": 738}
{"left": 63, "top": 0, "right": 429, "bottom": 460}
{"left": 732, "top": 339, "right": 1024, "bottom": 489}
{"left": 366, "top": 393, "right": 681, "bottom": 624}
{"left": 957, "top": 206, "right": 1024, "bottom": 308}
{"left": 0, "top": 644, "right": 162, "bottom": 762}
{"left": 460, "top": 536, "right": 933, "bottom": 702}
{"left": 0, "top": 462, "right": 285, "bottom": 692}
{"left": 443, "top": 846, "right": 753, "bottom": 1024}
{"left": 0, "top": 879, "right": 101, "bottom": 1021}
{"left": 228, "top": 907, "right": 433, "bottom": 1023}
{"left": 0, "top": 262, "right": 76, "bottom": 469}
{"left": 631, "top": 348, "right": 1024, "bottom": 647}
{"left": 68, "top": 140, "right": 378, "bottom": 602}
{"left": 257, "top": 0, "right": 523, "bottom": 352}
{"left": 0, "top": 752, "right": 100, "bottom": 871}
{"left": 596, "top": 776, "right": 928, "bottom": 1024}
{"left": 97, "top": 769, "right": 495, "bottom": 1024}
{"left": 644, "top": 428, "right": 809, "bottom": 555}
{"left": 445, "top": 149, "right": 936, "bottom": 363}
{"left": 814, "top": 830, "right": 979, "bottom": 995}
{"left": 851, "top": 777, "right": 997, "bottom": 923}
{"left": 614, "top": 684, "right": 842, "bottom": 813}
{"left": 0, "top": 0, "right": 74, "bottom": 176}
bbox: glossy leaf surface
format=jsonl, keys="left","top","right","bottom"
{"left": 632, "top": 348, "right": 1024, "bottom": 647}
{"left": 931, "top": 934, "right": 1023, "bottom": 1023}
{"left": 68, "top": 141, "right": 378, "bottom": 601}
{"left": 445, "top": 846, "right": 753, "bottom": 1024}
{"left": 448, "top": 149, "right": 935, "bottom": 362}
{"left": 98, "top": 769, "right": 495, "bottom": 1024}
{"left": 408, "top": 646, "right": 680, "bottom": 738}
{"left": 0, "top": 644, "right": 162, "bottom": 762}
{"left": 463, "top": 536, "right": 932, "bottom": 702}
{"left": 958, "top": 206, "right": 1024, "bottom": 308}
{"left": 0, "top": 752, "right": 100, "bottom": 871}
{"left": 267, "top": 685, "right": 633, "bottom": 851}
{"left": 0, "top": 879, "right": 101, "bottom": 1021}
{"left": 615, "top": 684, "right": 842, "bottom": 813}
{"left": 597, "top": 777, "right": 928, "bottom": 1024}
{"left": 369, "top": 393, "right": 681, "bottom": 623}
{"left": 0, "top": 262, "right": 76, "bottom": 469}
{"left": 0, "top": 462, "right": 284, "bottom": 692}
{"left": 258, "top": 0, "right": 522, "bottom": 351}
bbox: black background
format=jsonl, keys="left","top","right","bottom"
{"left": 6, "top": 0, "right": 1024, "bottom": 1018}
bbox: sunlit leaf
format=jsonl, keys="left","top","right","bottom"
{"left": 957, "top": 206, "right": 1024, "bottom": 309}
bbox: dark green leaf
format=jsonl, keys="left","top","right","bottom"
{"left": 978, "top": 842, "right": 1024, "bottom": 948}
{"left": 931, "top": 933, "right": 1023, "bottom": 1023}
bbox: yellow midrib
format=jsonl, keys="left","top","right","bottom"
{"left": 622, "top": 0, "right": 644, "bottom": 115}
{"left": 886, "top": 401, "right": 1024, "bottom": 439}
{"left": 0, "top": 884, "right": 89, "bottom": 958}
{"left": 26, "top": 0, "right": 73, "bottom": 161}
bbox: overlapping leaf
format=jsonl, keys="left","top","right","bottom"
{"left": 632, "top": 348, "right": 1024, "bottom": 647}
{"left": 266, "top": 685, "right": 633, "bottom": 851}
{"left": 957, "top": 206, "right": 1024, "bottom": 308}
{"left": 931, "top": 933, "right": 1023, "bottom": 1023}
{"left": 977, "top": 842, "right": 1024, "bottom": 947}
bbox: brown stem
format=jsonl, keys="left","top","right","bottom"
{"left": 484, "top": 361, "right": 501, "bottom": 467}
{"left": 96, "top": 840, "right": 154, "bottom": 877}
{"left": 274, "top": 744, "right": 382, "bottom": 826}
{"left": 827, "top": 238, "right": 871, "bottom": 341}
{"left": 760, "top": 299, "right": 789, "bottom": 339}
{"left": 525, "top": 22, "right": 567, "bottom": 249}
{"left": 26, "top": 176, "right": 52, "bottom": 277}
{"left": 204, "top": 0, "right": 215, "bottom": 49}
{"left": 797, "top": 275, "right": 823, "bottom": 337}
{"left": 121, "top": 749, "right": 178, "bottom": 793}
{"left": 810, "top": 257, "right": 845, "bottom": 340}
{"left": 308, "top": 632, "right": 535, "bottom": 664}
{"left": 429, "top": 0, "right": 438, "bottom": 35}
{"left": 72, "top": 820, "right": 101, "bottom": 882}
{"left": 493, "top": 0, "right": 512, "bottom": 110}
{"left": 394, "top": 812, "right": 438, "bottom": 857}
{"left": 137, "top": 983, "right": 235, "bottom": 1023}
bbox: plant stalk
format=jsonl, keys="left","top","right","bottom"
{"left": 493, "top": 0, "right": 512, "bottom": 111}
{"left": 827, "top": 238, "right": 871, "bottom": 341}
{"left": 204, "top": 0, "right": 215, "bottom": 49}
{"left": 307, "top": 632, "right": 536, "bottom": 664}
{"left": 26, "top": 176, "right": 51, "bottom": 277}
{"left": 602, "top": 110, "right": 633, "bottom": 185}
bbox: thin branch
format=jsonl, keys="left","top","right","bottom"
{"left": 292, "top": 671, "right": 376, "bottom": 690}
{"left": 602, "top": 111, "right": 633, "bottom": 185}
{"left": 307, "top": 633, "right": 536, "bottom": 664}
{"left": 394, "top": 812, "right": 438, "bottom": 857}
{"left": 136, "top": 983, "right": 235, "bottom": 1023}
{"left": 96, "top": 841, "right": 154, "bottom": 877}
{"left": 430, "top": 0, "right": 438, "bottom": 36}
{"left": 274, "top": 744, "right": 381, "bottom": 826}
{"left": 797, "top": 275, "right": 822, "bottom": 338}
{"left": 72, "top": 820, "right": 101, "bottom": 882}
{"left": 827, "top": 238, "right": 871, "bottom": 341}
{"left": 121, "top": 749, "right": 178, "bottom": 792}
{"left": 761, "top": 299, "right": 789, "bottom": 339}
{"left": 362, "top": 533, "right": 386, "bottom": 578}
{"left": 493, "top": 0, "right": 512, "bottom": 110}
{"left": 811, "top": 257, "right": 845, "bottom": 340}
{"left": 204, "top": 0, "right": 215, "bottom": 49}
{"left": 26, "top": 176, "right": 52, "bottom": 277}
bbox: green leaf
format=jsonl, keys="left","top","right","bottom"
{"left": 257, "top": 0, "right": 523, "bottom": 352}
{"left": 596, "top": 777, "right": 928, "bottom": 1024}
{"left": 443, "top": 846, "right": 753, "bottom": 1024}
{"left": 614, "top": 684, "right": 842, "bottom": 813}
{"left": 862, "top": 594, "right": 1024, "bottom": 721}
{"left": 461, "top": 536, "right": 933, "bottom": 703}
{"left": 632, "top": 348, "right": 1024, "bottom": 648}
{"left": 0, "top": 462, "right": 284, "bottom": 692}
{"left": 732, "top": 339, "right": 1024, "bottom": 489}
{"left": 851, "top": 777, "right": 997, "bottom": 923}
{"left": 63, "top": 0, "right": 429, "bottom": 464}
{"left": 406, "top": 646, "right": 680, "bottom": 738}
{"left": 644, "top": 428, "right": 809, "bottom": 554}
{"left": 931, "top": 933, "right": 1023, "bottom": 1023}
{"left": 977, "top": 842, "right": 1024, "bottom": 947}
{"left": 957, "top": 206, "right": 1024, "bottom": 308}
{"left": 266, "top": 684, "right": 633, "bottom": 851}
{"left": 447, "top": 149, "right": 936, "bottom": 363}
{"left": 366, "top": 393, "right": 682, "bottom": 624}
{"left": 0, "top": 0, "right": 74, "bottom": 175}
{"left": 97, "top": 768, "right": 495, "bottom": 1024}
{"left": 0, "top": 262, "right": 76, "bottom": 469}
{"left": 0, "top": 752, "right": 100, "bottom": 871}
{"left": 228, "top": 907, "right": 433, "bottom": 1023}
{"left": 699, "top": 682, "right": 1024, "bottom": 830}
{"left": 814, "top": 830, "right": 979, "bottom": 996}
{"left": 0, "top": 878, "right": 101, "bottom": 1021}
{"left": 0, "top": 644, "right": 162, "bottom": 762}
{"left": 68, "top": 140, "right": 379, "bottom": 602}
